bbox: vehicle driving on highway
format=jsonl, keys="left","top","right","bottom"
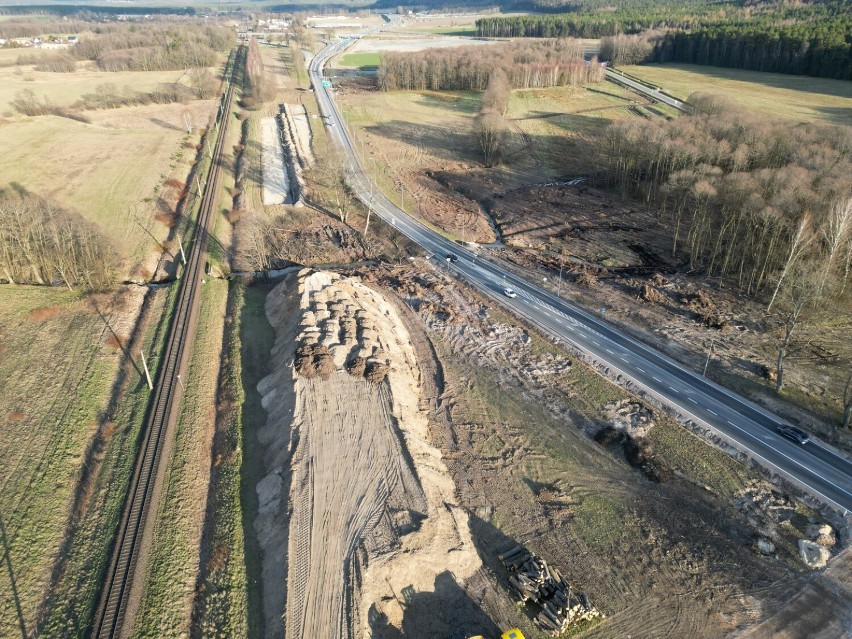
{"left": 504, "top": 288, "right": 517, "bottom": 298}
{"left": 777, "top": 425, "right": 810, "bottom": 444}
{"left": 446, "top": 253, "right": 458, "bottom": 262}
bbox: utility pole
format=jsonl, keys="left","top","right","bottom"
{"left": 363, "top": 204, "right": 372, "bottom": 239}
{"left": 176, "top": 234, "right": 187, "bottom": 265}
{"left": 140, "top": 350, "right": 153, "bottom": 390}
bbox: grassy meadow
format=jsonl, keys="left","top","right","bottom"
{"left": 0, "top": 66, "right": 188, "bottom": 112}
{"left": 0, "top": 113, "right": 199, "bottom": 273}
{"left": 340, "top": 79, "right": 656, "bottom": 191}
{"left": 0, "top": 286, "right": 121, "bottom": 637}
{"left": 336, "top": 52, "right": 383, "bottom": 69}
{"left": 620, "top": 63, "right": 852, "bottom": 125}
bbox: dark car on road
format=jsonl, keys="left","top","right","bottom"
{"left": 777, "top": 425, "right": 810, "bottom": 444}
{"left": 446, "top": 253, "right": 458, "bottom": 262}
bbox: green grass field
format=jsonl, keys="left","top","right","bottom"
{"left": 0, "top": 114, "right": 192, "bottom": 268}
{"left": 0, "top": 66, "right": 188, "bottom": 112}
{"left": 336, "top": 51, "right": 383, "bottom": 69}
{"left": 0, "top": 286, "right": 117, "bottom": 638}
{"left": 195, "top": 283, "right": 273, "bottom": 637}
{"left": 420, "top": 26, "right": 477, "bottom": 35}
{"left": 620, "top": 63, "right": 852, "bottom": 125}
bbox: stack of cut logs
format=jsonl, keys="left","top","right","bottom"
{"left": 499, "top": 545, "right": 603, "bottom": 634}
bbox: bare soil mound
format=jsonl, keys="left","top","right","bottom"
{"left": 254, "top": 270, "right": 479, "bottom": 638}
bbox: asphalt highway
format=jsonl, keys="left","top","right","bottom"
{"left": 309, "top": 34, "right": 852, "bottom": 514}
{"left": 603, "top": 69, "right": 688, "bottom": 111}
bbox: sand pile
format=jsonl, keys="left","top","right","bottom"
{"left": 255, "top": 269, "right": 479, "bottom": 638}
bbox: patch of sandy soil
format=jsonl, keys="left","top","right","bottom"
{"left": 86, "top": 100, "right": 218, "bottom": 132}
{"left": 735, "top": 548, "right": 852, "bottom": 639}
{"left": 261, "top": 116, "right": 291, "bottom": 206}
{"left": 254, "top": 270, "right": 479, "bottom": 638}
{"left": 282, "top": 103, "right": 314, "bottom": 166}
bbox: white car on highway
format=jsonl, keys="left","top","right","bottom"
{"left": 503, "top": 288, "right": 517, "bottom": 298}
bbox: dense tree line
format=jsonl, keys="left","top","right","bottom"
{"left": 72, "top": 25, "right": 234, "bottom": 72}
{"left": 243, "top": 37, "right": 275, "bottom": 106}
{"left": 599, "top": 31, "right": 660, "bottom": 66}
{"left": 379, "top": 40, "right": 604, "bottom": 92}
{"left": 475, "top": 1, "right": 728, "bottom": 39}
{"left": 597, "top": 95, "right": 852, "bottom": 300}
{"left": 0, "top": 192, "right": 116, "bottom": 290}
{"left": 0, "top": 18, "right": 89, "bottom": 39}
{"left": 477, "top": 0, "right": 852, "bottom": 79}
{"left": 650, "top": 21, "right": 852, "bottom": 80}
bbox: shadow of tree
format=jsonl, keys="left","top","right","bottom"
{"left": 148, "top": 117, "right": 184, "bottom": 132}
{"left": 814, "top": 105, "right": 852, "bottom": 126}
{"left": 0, "top": 514, "right": 28, "bottom": 639}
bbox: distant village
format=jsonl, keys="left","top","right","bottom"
{"left": 0, "top": 34, "right": 78, "bottom": 49}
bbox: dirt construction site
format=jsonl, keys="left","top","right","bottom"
{"left": 246, "top": 266, "right": 850, "bottom": 639}
{"left": 241, "top": 37, "right": 851, "bottom": 639}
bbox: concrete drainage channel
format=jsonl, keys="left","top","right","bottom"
{"left": 261, "top": 103, "right": 314, "bottom": 207}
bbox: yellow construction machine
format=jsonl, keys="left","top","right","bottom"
{"left": 468, "top": 629, "right": 524, "bottom": 639}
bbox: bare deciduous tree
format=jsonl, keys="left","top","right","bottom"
{"left": 843, "top": 369, "right": 852, "bottom": 429}
{"left": 767, "top": 211, "right": 814, "bottom": 313}
{"left": 0, "top": 192, "right": 116, "bottom": 290}
{"left": 773, "top": 264, "right": 820, "bottom": 393}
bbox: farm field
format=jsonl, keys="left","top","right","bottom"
{"left": 335, "top": 51, "right": 382, "bottom": 69}
{"left": 349, "top": 36, "right": 500, "bottom": 55}
{"left": 0, "top": 47, "right": 52, "bottom": 66}
{"left": 0, "top": 286, "right": 125, "bottom": 638}
{"left": 0, "top": 111, "right": 205, "bottom": 275}
{"left": 619, "top": 63, "right": 852, "bottom": 125}
{"left": 0, "top": 65, "right": 190, "bottom": 112}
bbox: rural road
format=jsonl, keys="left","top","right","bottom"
{"left": 309, "top": 32, "right": 852, "bottom": 514}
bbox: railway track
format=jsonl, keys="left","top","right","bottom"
{"left": 90, "top": 45, "right": 244, "bottom": 639}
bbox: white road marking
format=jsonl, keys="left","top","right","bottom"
{"left": 707, "top": 409, "right": 718, "bottom": 416}
{"left": 605, "top": 348, "right": 614, "bottom": 355}
{"left": 652, "top": 376, "right": 662, "bottom": 383}
{"left": 688, "top": 397, "right": 697, "bottom": 404}
{"left": 669, "top": 386, "right": 679, "bottom": 394}
{"left": 636, "top": 367, "right": 645, "bottom": 373}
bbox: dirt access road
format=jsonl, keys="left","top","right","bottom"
{"left": 254, "top": 270, "right": 481, "bottom": 638}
